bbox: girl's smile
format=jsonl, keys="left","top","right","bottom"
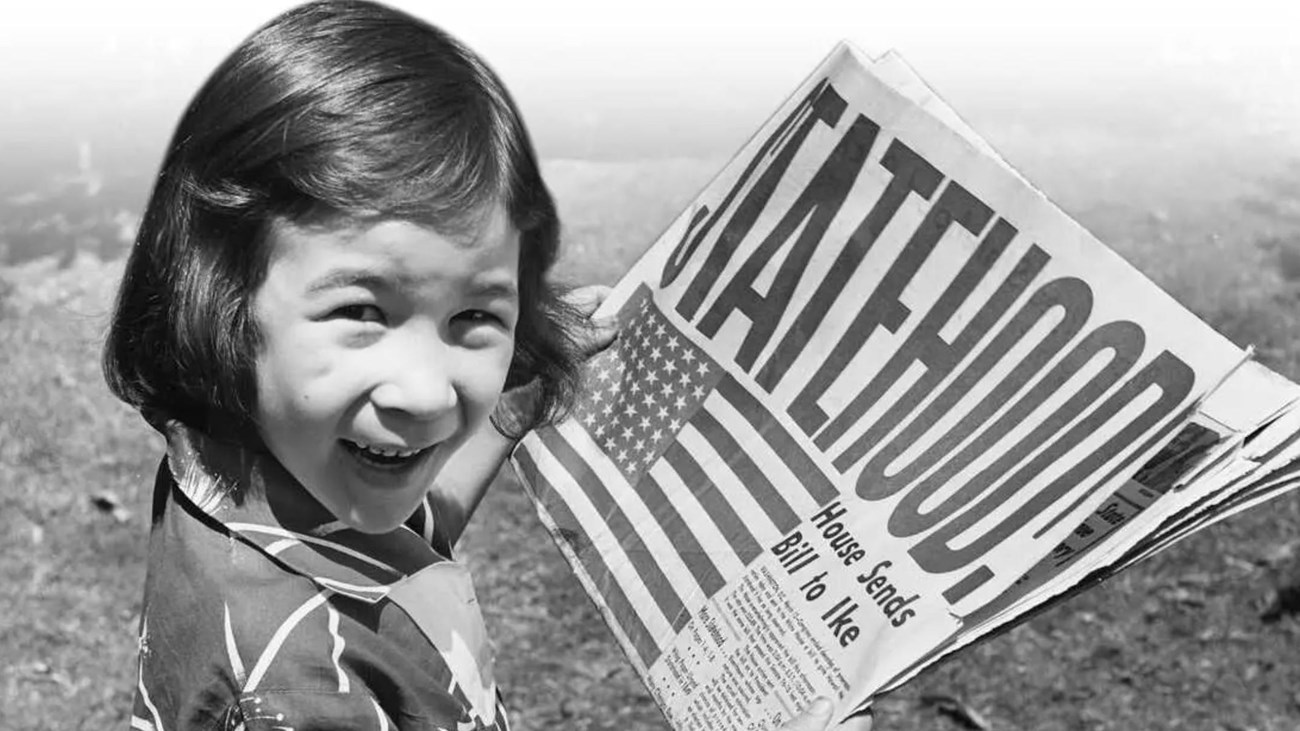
{"left": 251, "top": 206, "right": 520, "bottom": 533}
{"left": 340, "top": 437, "right": 436, "bottom": 472}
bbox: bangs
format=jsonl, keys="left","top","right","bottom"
{"left": 276, "top": 64, "right": 521, "bottom": 234}
{"left": 178, "top": 0, "right": 537, "bottom": 238}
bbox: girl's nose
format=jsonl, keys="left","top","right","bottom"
{"left": 369, "top": 339, "right": 459, "bottom": 420}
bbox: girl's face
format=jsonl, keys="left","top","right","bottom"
{"left": 251, "top": 206, "right": 520, "bottom": 533}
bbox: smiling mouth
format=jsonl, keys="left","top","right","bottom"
{"left": 340, "top": 439, "right": 435, "bottom": 471}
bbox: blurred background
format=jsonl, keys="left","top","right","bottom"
{"left": 4, "top": 0, "right": 1299, "bottom": 270}
{"left": 3, "top": 2, "right": 1300, "bottom": 730}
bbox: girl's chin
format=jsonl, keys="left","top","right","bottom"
{"left": 339, "top": 511, "right": 417, "bottom": 535}
{"left": 331, "top": 487, "right": 431, "bottom": 534}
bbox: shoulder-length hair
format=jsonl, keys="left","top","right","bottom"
{"left": 104, "top": 0, "right": 581, "bottom": 442}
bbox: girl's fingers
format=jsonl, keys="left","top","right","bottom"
{"left": 838, "top": 708, "right": 874, "bottom": 731}
{"left": 565, "top": 284, "right": 613, "bottom": 318}
{"left": 775, "top": 701, "right": 874, "bottom": 731}
{"left": 579, "top": 317, "right": 620, "bottom": 357}
{"left": 564, "top": 284, "right": 619, "bottom": 358}
{"left": 778, "top": 698, "right": 835, "bottom": 731}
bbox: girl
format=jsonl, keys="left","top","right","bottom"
{"left": 105, "top": 2, "right": 865, "bottom": 729}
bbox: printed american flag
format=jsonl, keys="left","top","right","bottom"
{"left": 514, "top": 283, "right": 840, "bottom": 667}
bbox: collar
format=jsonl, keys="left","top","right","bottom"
{"left": 161, "top": 421, "right": 451, "bottom": 604}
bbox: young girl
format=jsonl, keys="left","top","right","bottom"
{"left": 105, "top": 2, "right": 865, "bottom": 729}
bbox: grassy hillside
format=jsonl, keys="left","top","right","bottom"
{"left": 4, "top": 154, "right": 1300, "bottom": 731}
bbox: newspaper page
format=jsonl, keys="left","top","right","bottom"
{"left": 511, "top": 43, "right": 1256, "bottom": 729}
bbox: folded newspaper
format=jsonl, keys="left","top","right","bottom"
{"left": 510, "top": 43, "right": 1300, "bottom": 730}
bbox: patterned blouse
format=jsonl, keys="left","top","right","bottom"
{"left": 129, "top": 422, "right": 511, "bottom": 731}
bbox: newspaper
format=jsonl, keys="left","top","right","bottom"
{"left": 510, "top": 43, "right": 1300, "bottom": 730}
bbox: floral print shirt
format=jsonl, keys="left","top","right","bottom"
{"left": 129, "top": 423, "right": 510, "bottom": 731}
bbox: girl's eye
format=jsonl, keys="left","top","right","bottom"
{"left": 331, "top": 304, "right": 386, "bottom": 325}
{"left": 453, "top": 309, "right": 504, "bottom": 328}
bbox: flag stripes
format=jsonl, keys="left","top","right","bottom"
{"left": 689, "top": 406, "right": 801, "bottom": 533}
{"left": 549, "top": 420, "right": 725, "bottom": 608}
{"left": 520, "top": 375, "right": 848, "bottom": 667}
{"left": 516, "top": 286, "right": 851, "bottom": 668}
{"left": 646, "top": 459, "right": 749, "bottom": 581}
{"left": 661, "top": 440, "right": 764, "bottom": 565}
{"left": 714, "top": 374, "right": 839, "bottom": 504}
{"left": 525, "top": 437, "right": 679, "bottom": 646}
{"left": 514, "top": 448, "right": 663, "bottom": 666}
{"left": 637, "top": 471, "right": 729, "bottom": 598}
{"left": 537, "top": 427, "right": 692, "bottom": 634}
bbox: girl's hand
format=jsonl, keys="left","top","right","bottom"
{"left": 777, "top": 699, "right": 875, "bottom": 731}
{"left": 492, "top": 284, "right": 619, "bottom": 436}
{"left": 564, "top": 284, "right": 619, "bottom": 359}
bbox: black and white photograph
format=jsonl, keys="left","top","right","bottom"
{"left": 3, "top": 2, "right": 1299, "bottom": 729}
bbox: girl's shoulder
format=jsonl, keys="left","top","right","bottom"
{"left": 136, "top": 420, "right": 511, "bottom": 729}
{"left": 135, "top": 473, "right": 513, "bottom": 731}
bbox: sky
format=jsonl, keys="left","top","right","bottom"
{"left": 2, "top": 1, "right": 1297, "bottom": 174}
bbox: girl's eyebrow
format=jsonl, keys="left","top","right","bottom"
{"left": 305, "top": 267, "right": 406, "bottom": 295}
{"left": 469, "top": 278, "right": 519, "bottom": 302}
{"left": 305, "top": 267, "right": 518, "bottom": 301}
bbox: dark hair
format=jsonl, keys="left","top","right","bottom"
{"left": 104, "top": 0, "right": 580, "bottom": 442}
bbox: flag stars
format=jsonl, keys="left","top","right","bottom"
{"left": 574, "top": 295, "right": 722, "bottom": 481}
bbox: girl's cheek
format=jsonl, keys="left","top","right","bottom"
{"left": 471, "top": 350, "right": 514, "bottom": 403}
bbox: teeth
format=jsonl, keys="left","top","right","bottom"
{"left": 349, "top": 440, "right": 422, "bottom": 458}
